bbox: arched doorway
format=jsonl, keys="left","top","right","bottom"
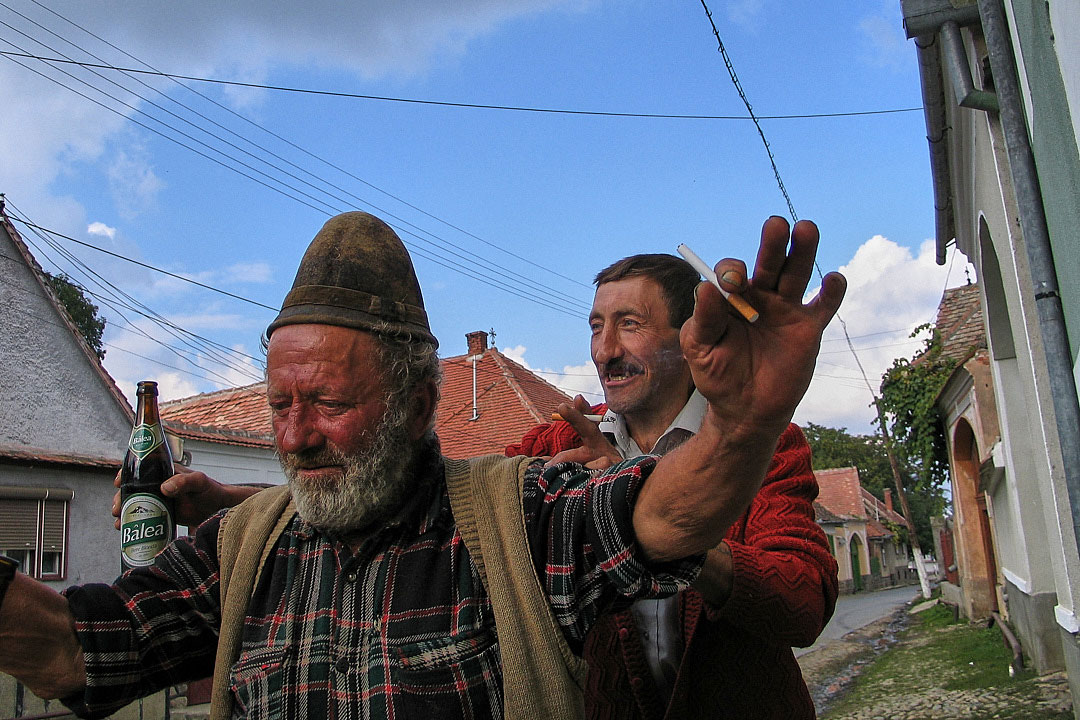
{"left": 952, "top": 418, "right": 998, "bottom": 617}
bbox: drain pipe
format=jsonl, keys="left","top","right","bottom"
{"left": 977, "top": 0, "right": 1080, "bottom": 546}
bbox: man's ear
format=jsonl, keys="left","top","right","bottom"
{"left": 408, "top": 380, "right": 439, "bottom": 441}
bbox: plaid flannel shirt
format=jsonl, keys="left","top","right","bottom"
{"left": 63, "top": 452, "right": 701, "bottom": 719}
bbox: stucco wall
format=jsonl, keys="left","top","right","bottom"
{"left": 0, "top": 225, "right": 131, "bottom": 458}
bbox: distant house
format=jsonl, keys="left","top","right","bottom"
{"left": 161, "top": 330, "right": 573, "bottom": 483}
{"left": 814, "top": 467, "right": 913, "bottom": 594}
{"left": 161, "top": 382, "right": 282, "bottom": 491}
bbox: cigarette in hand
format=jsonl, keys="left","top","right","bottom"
{"left": 676, "top": 243, "right": 760, "bottom": 323}
{"left": 551, "top": 413, "right": 603, "bottom": 422}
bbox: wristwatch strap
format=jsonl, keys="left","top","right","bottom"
{"left": 0, "top": 554, "right": 19, "bottom": 611}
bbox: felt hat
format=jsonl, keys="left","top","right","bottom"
{"left": 267, "top": 212, "right": 437, "bottom": 347}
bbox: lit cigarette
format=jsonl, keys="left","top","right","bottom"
{"left": 676, "top": 243, "right": 759, "bottom": 323}
{"left": 551, "top": 413, "right": 603, "bottom": 422}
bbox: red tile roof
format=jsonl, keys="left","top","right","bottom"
{"left": 0, "top": 444, "right": 121, "bottom": 470}
{"left": 933, "top": 283, "right": 985, "bottom": 363}
{"left": 814, "top": 467, "right": 866, "bottom": 520}
{"left": 813, "top": 501, "right": 845, "bottom": 525}
{"left": 159, "top": 335, "right": 573, "bottom": 457}
{"left": 435, "top": 345, "right": 572, "bottom": 458}
{"left": 861, "top": 487, "right": 906, "bottom": 526}
{"left": 161, "top": 382, "right": 274, "bottom": 448}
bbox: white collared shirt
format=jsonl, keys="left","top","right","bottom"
{"left": 598, "top": 389, "right": 706, "bottom": 458}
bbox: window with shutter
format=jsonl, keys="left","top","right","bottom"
{"left": 0, "top": 488, "right": 71, "bottom": 579}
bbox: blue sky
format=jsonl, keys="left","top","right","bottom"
{"left": 0, "top": 1, "right": 972, "bottom": 433}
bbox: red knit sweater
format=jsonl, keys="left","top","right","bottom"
{"left": 506, "top": 412, "right": 838, "bottom": 720}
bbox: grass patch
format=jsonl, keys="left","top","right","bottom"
{"left": 820, "top": 605, "right": 1068, "bottom": 719}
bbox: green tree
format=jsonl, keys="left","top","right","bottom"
{"left": 873, "top": 324, "right": 956, "bottom": 551}
{"left": 44, "top": 271, "right": 106, "bottom": 359}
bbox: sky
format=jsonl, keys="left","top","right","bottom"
{"left": 0, "top": 0, "right": 974, "bottom": 435}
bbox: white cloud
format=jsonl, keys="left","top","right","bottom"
{"left": 793, "top": 235, "right": 973, "bottom": 433}
{"left": 87, "top": 221, "right": 117, "bottom": 239}
{"left": 0, "top": 0, "right": 580, "bottom": 267}
{"left": 858, "top": 2, "right": 911, "bottom": 69}
{"left": 224, "top": 262, "right": 274, "bottom": 284}
{"left": 725, "top": 0, "right": 766, "bottom": 29}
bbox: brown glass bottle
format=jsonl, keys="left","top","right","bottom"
{"left": 119, "top": 380, "right": 176, "bottom": 572}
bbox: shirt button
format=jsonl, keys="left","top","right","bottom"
{"left": 346, "top": 572, "right": 358, "bottom": 582}
{"left": 335, "top": 658, "right": 350, "bottom": 673}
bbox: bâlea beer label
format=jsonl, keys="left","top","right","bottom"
{"left": 127, "top": 423, "right": 165, "bottom": 460}
{"left": 120, "top": 493, "right": 174, "bottom": 566}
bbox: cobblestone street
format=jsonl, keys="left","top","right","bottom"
{"left": 797, "top": 607, "right": 1074, "bottom": 719}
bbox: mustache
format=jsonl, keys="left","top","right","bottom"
{"left": 601, "top": 359, "right": 643, "bottom": 377}
{"left": 280, "top": 444, "right": 350, "bottom": 470}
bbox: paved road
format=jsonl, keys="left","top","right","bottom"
{"left": 795, "top": 585, "right": 922, "bottom": 657}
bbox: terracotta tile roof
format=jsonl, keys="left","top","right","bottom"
{"left": 436, "top": 343, "right": 572, "bottom": 458}
{"left": 814, "top": 466, "right": 908, "bottom": 529}
{"left": 933, "top": 283, "right": 985, "bottom": 363}
{"left": 814, "top": 467, "right": 867, "bottom": 520}
{"left": 161, "top": 382, "right": 274, "bottom": 448}
{"left": 813, "top": 501, "right": 845, "bottom": 525}
{"left": 866, "top": 517, "right": 892, "bottom": 539}
{"left": 159, "top": 334, "right": 573, "bottom": 457}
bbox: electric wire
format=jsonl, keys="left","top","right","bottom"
{"left": 7, "top": 201, "right": 265, "bottom": 383}
{"left": 0, "top": 24, "right": 589, "bottom": 317}
{"left": 23, "top": 0, "right": 597, "bottom": 291}
{"left": 0, "top": 2, "right": 596, "bottom": 302}
{"left": 0, "top": 49, "right": 924, "bottom": 122}
{"left": 698, "top": 0, "right": 931, "bottom": 429}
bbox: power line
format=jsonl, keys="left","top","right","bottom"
{"left": 0, "top": 50, "right": 924, "bottom": 122}
{"left": 9, "top": 203, "right": 264, "bottom": 384}
{"left": 9, "top": 216, "right": 280, "bottom": 311}
{"left": 6, "top": 0, "right": 598, "bottom": 293}
{"left": 0, "top": 16, "right": 590, "bottom": 316}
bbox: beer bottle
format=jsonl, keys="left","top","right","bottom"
{"left": 119, "top": 380, "right": 176, "bottom": 572}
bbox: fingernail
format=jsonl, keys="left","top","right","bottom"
{"left": 721, "top": 270, "right": 744, "bottom": 289}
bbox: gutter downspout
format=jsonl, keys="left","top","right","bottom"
{"left": 977, "top": 0, "right": 1080, "bottom": 549}
{"left": 912, "top": 31, "right": 955, "bottom": 264}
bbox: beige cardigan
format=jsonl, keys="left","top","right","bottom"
{"left": 211, "top": 454, "right": 586, "bottom": 719}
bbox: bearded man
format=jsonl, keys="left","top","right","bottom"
{"left": 0, "top": 211, "right": 845, "bottom": 719}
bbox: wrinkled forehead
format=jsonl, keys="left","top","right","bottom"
{"left": 266, "top": 323, "right": 384, "bottom": 375}
{"left": 590, "top": 276, "right": 673, "bottom": 324}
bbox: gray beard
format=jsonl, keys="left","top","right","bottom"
{"left": 280, "top": 404, "right": 415, "bottom": 535}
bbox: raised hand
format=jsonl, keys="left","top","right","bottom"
{"left": 633, "top": 216, "right": 845, "bottom": 562}
{"left": 681, "top": 216, "right": 846, "bottom": 440}
{"left": 546, "top": 395, "right": 621, "bottom": 470}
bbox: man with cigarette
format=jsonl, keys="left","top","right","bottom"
{"left": 506, "top": 222, "right": 839, "bottom": 719}
{"left": 0, "top": 212, "right": 845, "bottom": 719}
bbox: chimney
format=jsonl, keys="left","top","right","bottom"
{"left": 884, "top": 488, "right": 894, "bottom": 512}
{"left": 466, "top": 330, "right": 488, "bottom": 357}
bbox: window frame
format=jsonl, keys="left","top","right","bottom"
{"left": 0, "top": 486, "right": 72, "bottom": 581}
